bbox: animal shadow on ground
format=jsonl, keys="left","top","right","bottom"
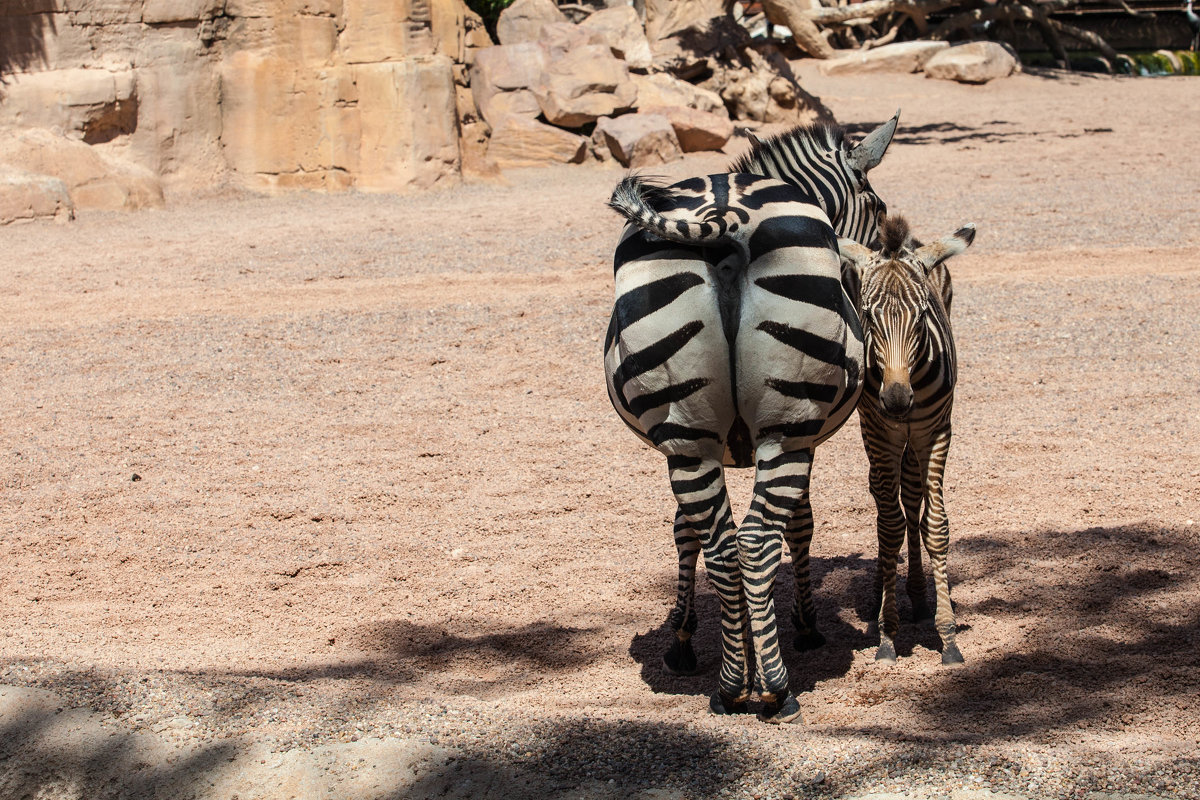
{"left": 630, "top": 522, "right": 1200, "bottom": 744}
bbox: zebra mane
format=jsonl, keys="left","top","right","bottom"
{"left": 729, "top": 124, "right": 848, "bottom": 175}
{"left": 880, "top": 215, "right": 911, "bottom": 257}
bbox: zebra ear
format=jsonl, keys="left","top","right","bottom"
{"left": 915, "top": 223, "right": 976, "bottom": 273}
{"left": 846, "top": 110, "right": 899, "bottom": 173}
{"left": 837, "top": 238, "right": 874, "bottom": 274}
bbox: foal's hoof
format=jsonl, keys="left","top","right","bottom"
{"left": 662, "top": 638, "right": 699, "bottom": 676}
{"left": 793, "top": 629, "right": 826, "bottom": 652}
{"left": 759, "top": 693, "right": 803, "bottom": 725}
{"left": 940, "top": 643, "right": 965, "bottom": 666}
{"left": 875, "top": 641, "right": 898, "bottom": 665}
{"left": 709, "top": 690, "right": 750, "bottom": 716}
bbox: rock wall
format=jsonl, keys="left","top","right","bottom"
{"left": 0, "top": 0, "right": 491, "bottom": 214}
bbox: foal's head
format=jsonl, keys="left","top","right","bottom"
{"left": 838, "top": 216, "right": 976, "bottom": 419}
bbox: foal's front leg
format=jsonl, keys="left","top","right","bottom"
{"left": 900, "top": 445, "right": 933, "bottom": 621}
{"left": 866, "top": 436, "right": 906, "bottom": 664}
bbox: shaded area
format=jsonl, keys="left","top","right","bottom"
{"left": 401, "top": 717, "right": 764, "bottom": 800}
{"left": 0, "top": 690, "right": 240, "bottom": 800}
{"left": 630, "top": 521, "right": 1200, "bottom": 747}
{"left": 0, "top": 0, "right": 54, "bottom": 89}
{"left": 842, "top": 119, "right": 1115, "bottom": 146}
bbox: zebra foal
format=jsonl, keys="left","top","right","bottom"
{"left": 837, "top": 215, "right": 976, "bottom": 666}
{"left": 604, "top": 117, "right": 897, "bottom": 722}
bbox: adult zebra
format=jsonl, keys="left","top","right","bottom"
{"left": 836, "top": 215, "right": 975, "bottom": 666}
{"left": 604, "top": 116, "right": 897, "bottom": 722}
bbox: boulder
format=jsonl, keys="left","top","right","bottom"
{"left": 469, "top": 42, "right": 548, "bottom": 125}
{"left": 819, "top": 41, "right": 950, "bottom": 75}
{"left": 594, "top": 113, "right": 682, "bottom": 167}
{"left": 579, "top": 5, "right": 653, "bottom": 71}
{"left": 537, "top": 21, "right": 607, "bottom": 62}
{"left": 924, "top": 41, "right": 1019, "bottom": 84}
{"left": 638, "top": 104, "right": 733, "bottom": 152}
{"left": 480, "top": 89, "right": 542, "bottom": 126}
{"left": 487, "top": 116, "right": 588, "bottom": 168}
{"left": 495, "top": 0, "right": 567, "bottom": 45}
{"left": 534, "top": 44, "right": 637, "bottom": 128}
{"left": 0, "top": 128, "right": 164, "bottom": 211}
{"left": 631, "top": 71, "right": 725, "bottom": 114}
{"left": 0, "top": 167, "right": 75, "bottom": 225}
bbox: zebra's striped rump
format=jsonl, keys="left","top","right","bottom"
{"left": 836, "top": 217, "right": 976, "bottom": 666}
{"left": 607, "top": 174, "right": 862, "bottom": 468}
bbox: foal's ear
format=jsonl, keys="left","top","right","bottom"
{"left": 837, "top": 238, "right": 874, "bottom": 277}
{"left": 914, "top": 223, "right": 976, "bottom": 274}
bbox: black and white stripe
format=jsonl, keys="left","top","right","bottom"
{"left": 837, "top": 216, "right": 976, "bottom": 666}
{"left": 604, "top": 118, "right": 897, "bottom": 722}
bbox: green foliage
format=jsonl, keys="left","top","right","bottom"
{"left": 466, "top": 0, "right": 516, "bottom": 37}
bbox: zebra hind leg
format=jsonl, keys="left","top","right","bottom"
{"left": 666, "top": 453, "right": 753, "bottom": 712}
{"left": 900, "top": 446, "right": 933, "bottom": 622}
{"left": 738, "top": 446, "right": 814, "bottom": 724}
{"left": 663, "top": 508, "right": 701, "bottom": 676}
{"left": 783, "top": 500, "right": 826, "bottom": 652}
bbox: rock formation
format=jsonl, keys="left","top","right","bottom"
{"left": 0, "top": 0, "right": 494, "bottom": 221}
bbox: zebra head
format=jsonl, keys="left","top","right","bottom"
{"left": 730, "top": 112, "right": 899, "bottom": 245}
{"left": 838, "top": 216, "right": 976, "bottom": 419}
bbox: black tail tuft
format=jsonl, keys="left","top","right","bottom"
{"left": 608, "top": 174, "right": 670, "bottom": 221}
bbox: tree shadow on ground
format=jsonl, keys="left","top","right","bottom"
{"left": 216, "top": 619, "right": 605, "bottom": 700}
{"left": 628, "top": 522, "right": 1200, "bottom": 747}
{"left": 842, "top": 119, "right": 1112, "bottom": 147}
{"left": 0, "top": 3, "right": 53, "bottom": 90}
{"left": 0, "top": 693, "right": 240, "bottom": 800}
{"left": 861, "top": 522, "right": 1200, "bottom": 743}
{"left": 398, "top": 716, "right": 765, "bottom": 800}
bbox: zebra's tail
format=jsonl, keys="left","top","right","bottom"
{"left": 608, "top": 175, "right": 746, "bottom": 257}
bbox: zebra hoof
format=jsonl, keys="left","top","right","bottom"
{"left": 709, "top": 690, "right": 750, "bottom": 716}
{"left": 941, "top": 644, "right": 965, "bottom": 666}
{"left": 875, "top": 641, "right": 898, "bottom": 665}
{"left": 759, "top": 693, "right": 803, "bottom": 725}
{"left": 662, "top": 638, "right": 699, "bottom": 676}
{"left": 793, "top": 629, "right": 826, "bottom": 652}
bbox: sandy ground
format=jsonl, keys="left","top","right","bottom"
{"left": 1, "top": 65, "right": 1199, "bottom": 800}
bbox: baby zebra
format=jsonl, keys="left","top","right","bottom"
{"left": 837, "top": 216, "right": 975, "bottom": 666}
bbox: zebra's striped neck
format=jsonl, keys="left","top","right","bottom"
{"left": 729, "top": 124, "right": 882, "bottom": 244}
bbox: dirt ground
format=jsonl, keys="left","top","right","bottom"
{"left": 1, "top": 64, "right": 1199, "bottom": 800}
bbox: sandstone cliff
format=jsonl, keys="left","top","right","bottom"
{"left": 0, "top": 0, "right": 492, "bottom": 218}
